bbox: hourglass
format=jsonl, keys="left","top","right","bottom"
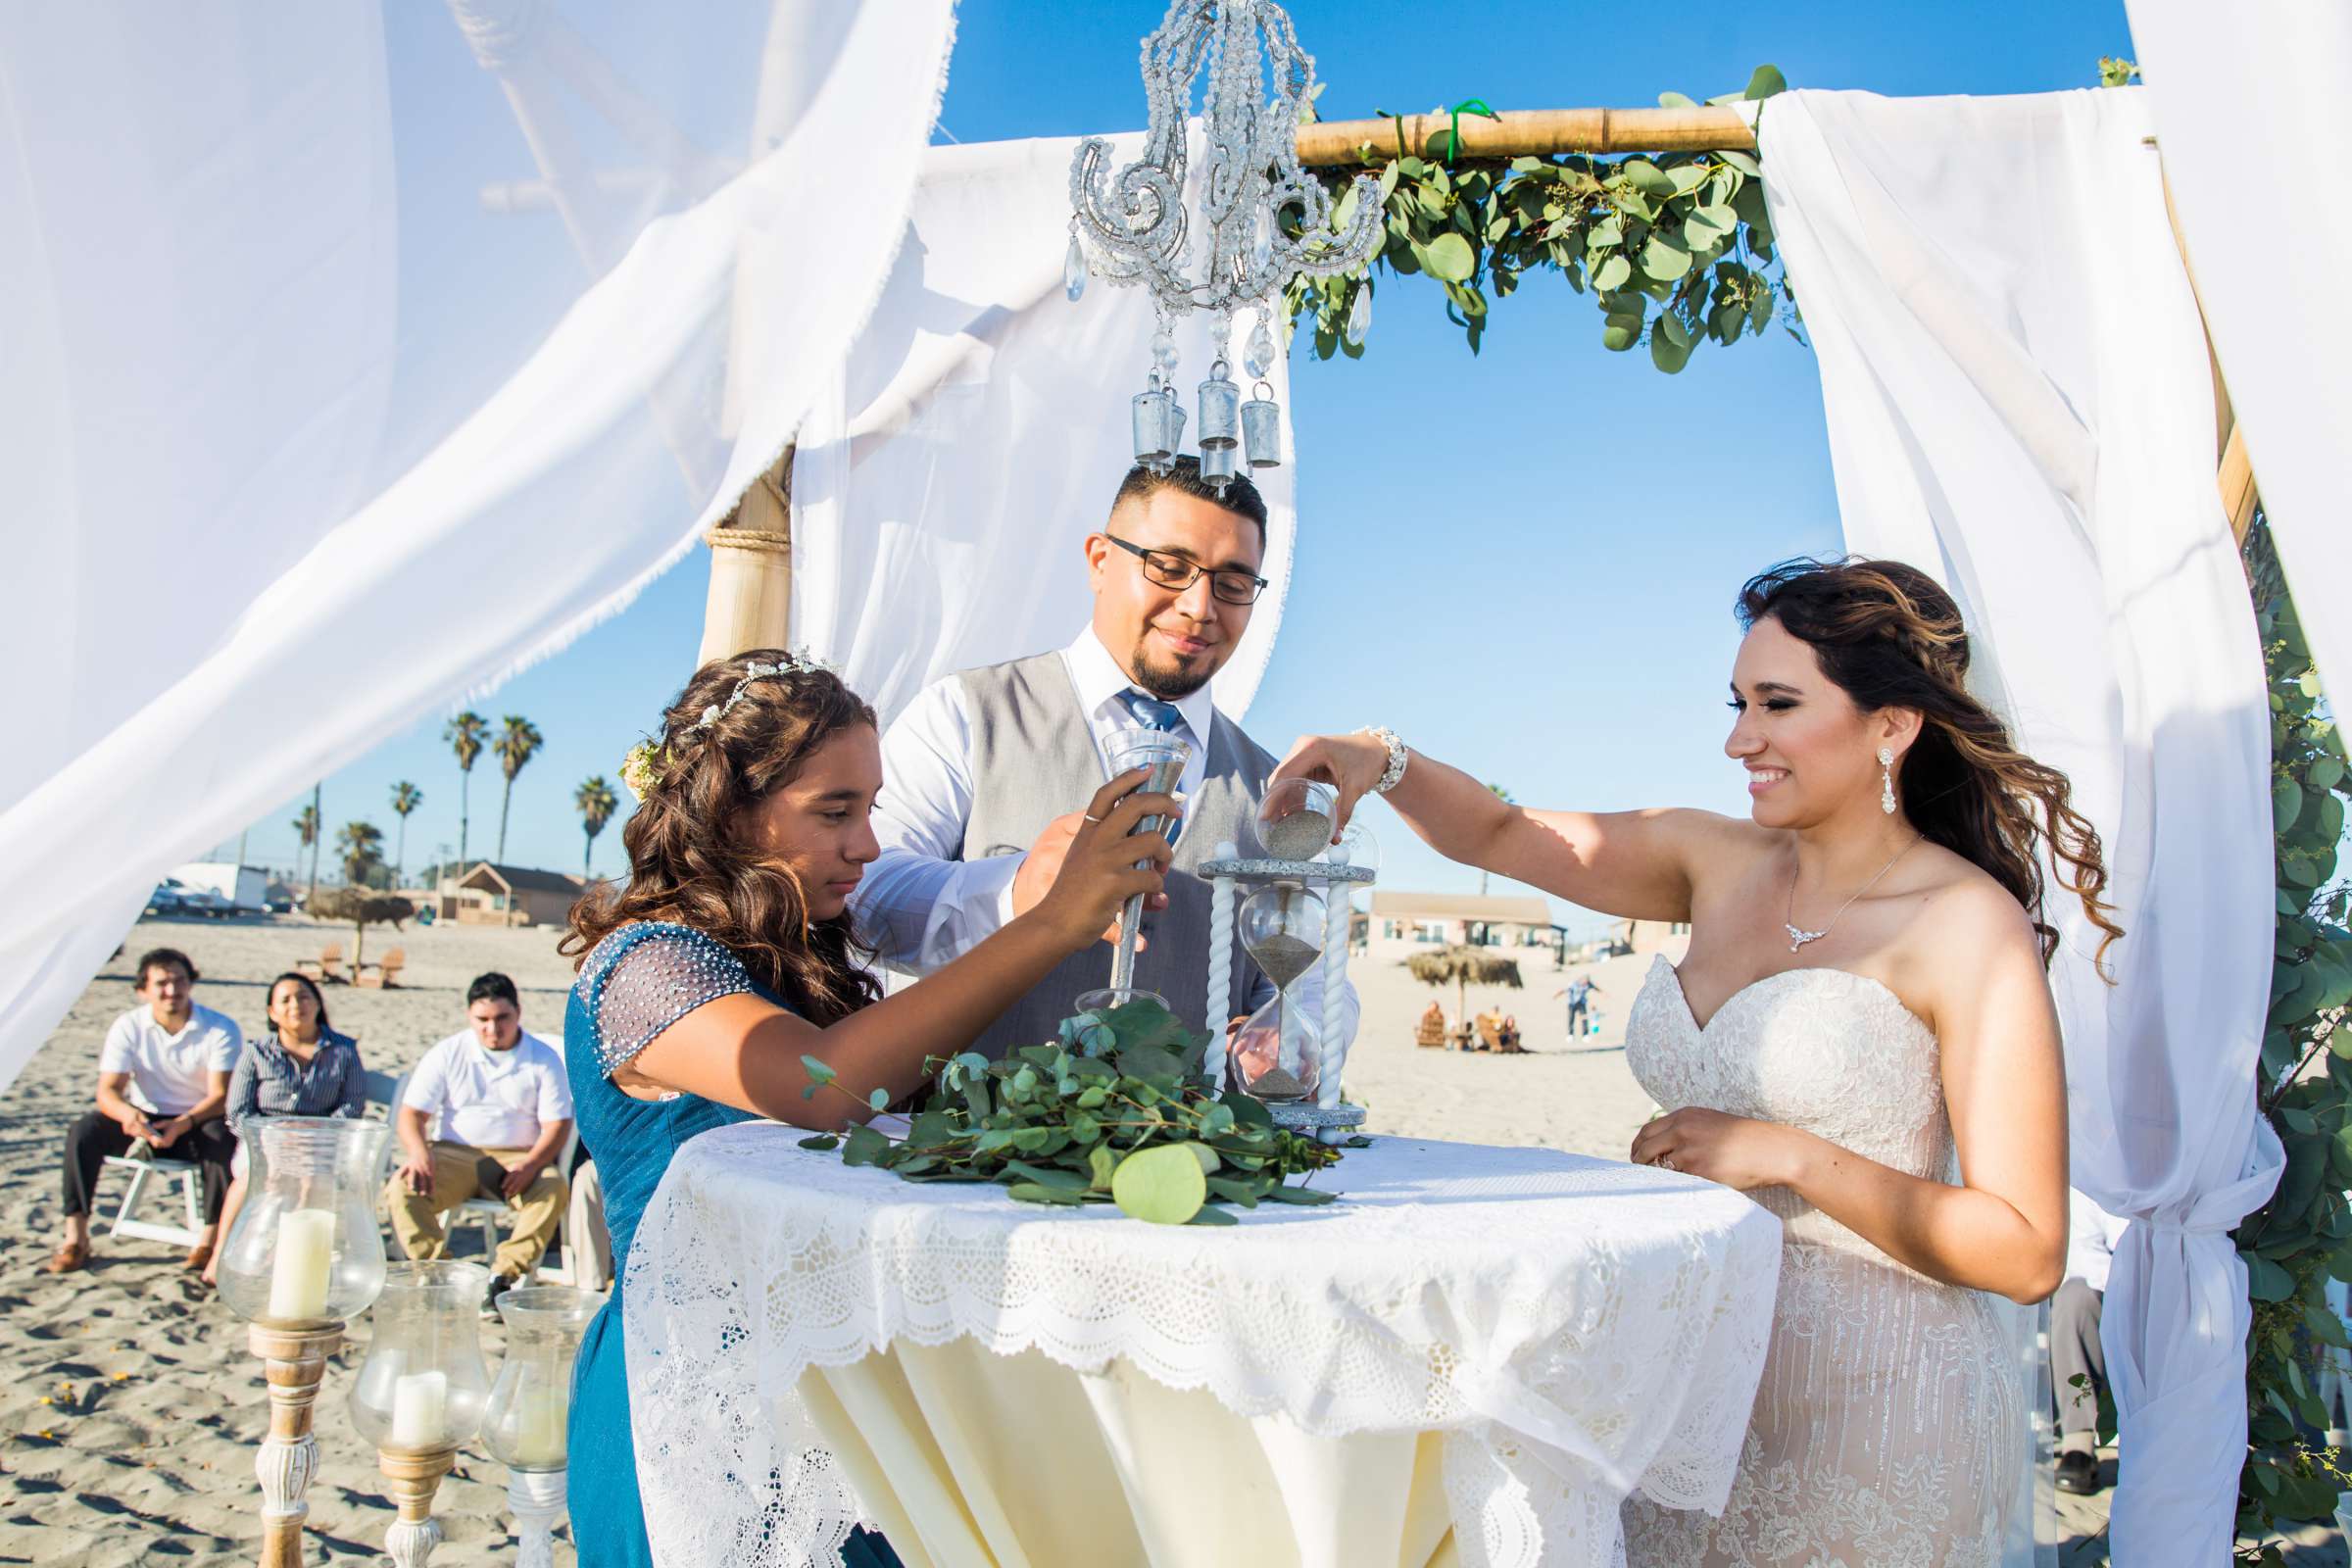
{"left": 1233, "top": 881, "right": 1327, "bottom": 1102}
{"left": 1200, "top": 779, "right": 1376, "bottom": 1138}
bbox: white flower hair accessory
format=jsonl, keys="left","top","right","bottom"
{"left": 620, "top": 649, "right": 841, "bottom": 797}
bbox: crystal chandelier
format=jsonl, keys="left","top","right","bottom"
{"left": 1067, "top": 1, "right": 1382, "bottom": 491}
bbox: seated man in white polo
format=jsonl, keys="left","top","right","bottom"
{"left": 49, "top": 946, "right": 242, "bottom": 1275}
{"left": 387, "top": 972, "right": 572, "bottom": 1315}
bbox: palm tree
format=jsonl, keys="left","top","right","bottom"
{"left": 1407, "top": 946, "right": 1525, "bottom": 1030}
{"left": 575, "top": 775, "right": 618, "bottom": 879}
{"left": 389, "top": 781, "right": 422, "bottom": 886}
{"left": 445, "top": 711, "right": 488, "bottom": 874}
{"left": 1478, "top": 784, "right": 1515, "bottom": 896}
{"left": 336, "top": 820, "right": 385, "bottom": 888}
{"left": 493, "top": 714, "right": 545, "bottom": 862}
{"left": 293, "top": 792, "right": 321, "bottom": 907}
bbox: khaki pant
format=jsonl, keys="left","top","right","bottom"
{"left": 385, "top": 1141, "right": 567, "bottom": 1280}
{"left": 564, "top": 1157, "right": 612, "bottom": 1293}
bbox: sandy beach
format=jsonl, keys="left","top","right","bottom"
{"left": 0, "top": 915, "right": 2316, "bottom": 1564}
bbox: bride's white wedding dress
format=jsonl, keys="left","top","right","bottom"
{"left": 1619, "top": 955, "right": 2023, "bottom": 1568}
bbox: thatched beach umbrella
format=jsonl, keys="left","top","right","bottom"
{"left": 1407, "top": 946, "right": 1524, "bottom": 1026}
{"left": 309, "top": 888, "right": 416, "bottom": 973}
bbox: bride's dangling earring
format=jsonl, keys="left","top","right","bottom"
{"left": 1878, "top": 747, "right": 1897, "bottom": 814}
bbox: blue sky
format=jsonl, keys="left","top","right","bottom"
{"left": 220, "top": 0, "right": 2136, "bottom": 934}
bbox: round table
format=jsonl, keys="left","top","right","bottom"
{"left": 622, "top": 1124, "right": 1783, "bottom": 1568}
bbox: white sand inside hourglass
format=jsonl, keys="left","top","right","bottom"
{"left": 1250, "top": 933, "right": 1322, "bottom": 991}
{"left": 1260, "top": 808, "right": 1333, "bottom": 861}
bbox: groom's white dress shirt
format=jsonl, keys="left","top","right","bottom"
{"left": 855, "top": 626, "right": 1358, "bottom": 1041}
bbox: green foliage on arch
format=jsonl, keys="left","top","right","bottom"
{"left": 2234, "top": 511, "right": 2352, "bottom": 1561}
{"left": 1285, "top": 66, "right": 1795, "bottom": 370}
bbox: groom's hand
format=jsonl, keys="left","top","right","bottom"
{"left": 1012, "top": 812, "right": 1168, "bottom": 946}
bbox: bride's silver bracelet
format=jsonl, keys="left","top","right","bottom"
{"left": 1361, "top": 726, "right": 1407, "bottom": 794}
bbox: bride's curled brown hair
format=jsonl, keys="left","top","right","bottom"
{"left": 1739, "top": 558, "right": 2123, "bottom": 971}
{"left": 562, "top": 651, "right": 882, "bottom": 1022}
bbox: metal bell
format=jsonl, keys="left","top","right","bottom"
{"left": 1199, "top": 441, "right": 1238, "bottom": 489}
{"left": 1242, "top": 387, "right": 1282, "bottom": 470}
{"left": 1196, "top": 368, "right": 1240, "bottom": 453}
{"left": 1131, "top": 386, "right": 1175, "bottom": 467}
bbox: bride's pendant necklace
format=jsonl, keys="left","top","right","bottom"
{"left": 1785, "top": 834, "right": 1921, "bottom": 953}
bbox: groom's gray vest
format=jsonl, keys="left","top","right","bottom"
{"left": 957, "top": 651, "right": 1273, "bottom": 1060}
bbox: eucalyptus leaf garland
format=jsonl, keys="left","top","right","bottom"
{"left": 798, "top": 999, "right": 1348, "bottom": 1227}
{"left": 2232, "top": 511, "right": 2352, "bottom": 1558}
{"left": 1286, "top": 66, "right": 1795, "bottom": 368}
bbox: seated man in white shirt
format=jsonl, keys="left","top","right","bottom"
{"left": 2054, "top": 1186, "right": 2130, "bottom": 1494}
{"left": 853, "top": 459, "right": 1358, "bottom": 1066}
{"left": 387, "top": 972, "right": 572, "bottom": 1315}
{"left": 49, "top": 947, "right": 242, "bottom": 1275}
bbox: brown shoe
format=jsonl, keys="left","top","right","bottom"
{"left": 44, "top": 1240, "right": 88, "bottom": 1275}
{"left": 181, "top": 1244, "right": 213, "bottom": 1274}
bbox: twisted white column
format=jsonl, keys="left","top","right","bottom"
{"left": 1318, "top": 878, "right": 1348, "bottom": 1110}
{"left": 1204, "top": 845, "right": 1237, "bottom": 1088}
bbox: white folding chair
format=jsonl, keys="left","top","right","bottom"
{"left": 100, "top": 1144, "right": 207, "bottom": 1250}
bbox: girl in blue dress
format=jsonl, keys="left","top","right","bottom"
{"left": 558, "top": 649, "right": 1174, "bottom": 1568}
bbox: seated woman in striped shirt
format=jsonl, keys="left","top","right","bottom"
{"left": 202, "top": 972, "right": 367, "bottom": 1287}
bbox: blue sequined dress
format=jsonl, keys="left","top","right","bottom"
{"left": 564, "top": 921, "right": 897, "bottom": 1567}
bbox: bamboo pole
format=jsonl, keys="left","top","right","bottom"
{"left": 1296, "top": 104, "right": 1755, "bottom": 167}
{"left": 699, "top": 446, "right": 796, "bottom": 665}
{"left": 2158, "top": 147, "right": 2261, "bottom": 547}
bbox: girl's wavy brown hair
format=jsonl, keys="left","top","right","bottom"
{"left": 1739, "top": 558, "right": 2124, "bottom": 972}
{"left": 562, "top": 651, "right": 883, "bottom": 1022}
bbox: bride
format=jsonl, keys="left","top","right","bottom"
{"left": 1275, "top": 558, "right": 2119, "bottom": 1565}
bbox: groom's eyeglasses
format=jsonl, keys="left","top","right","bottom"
{"left": 1104, "top": 534, "right": 1269, "bottom": 606}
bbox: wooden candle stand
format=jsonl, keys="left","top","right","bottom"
{"left": 248, "top": 1320, "right": 343, "bottom": 1568}
{"left": 378, "top": 1444, "right": 460, "bottom": 1568}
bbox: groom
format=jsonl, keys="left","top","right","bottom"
{"left": 855, "top": 458, "right": 1358, "bottom": 1060}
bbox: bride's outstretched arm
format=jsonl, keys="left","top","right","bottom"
{"left": 1633, "top": 883, "right": 2069, "bottom": 1303}
{"left": 1273, "top": 730, "right": 1736, "bottom": 921}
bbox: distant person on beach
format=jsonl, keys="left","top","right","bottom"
{"left": 48, "top": 947, "right": 242, "bottom": 1276}
{"left": 202, "top": 972, "right": 367, "bottom": 1288}
{"left": 1553, "top": 974, "right": 1600, "bottom": 1036}
{"left": 854, "top": 458, "right": 1356, "bottom": 1057}
{"left": 385, "top": 972, "right": 573, "bottom": 1318}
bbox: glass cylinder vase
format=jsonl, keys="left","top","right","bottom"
{"left": 481, "top": 1287, "right": 604, "bottom": 1472}
{"left": 349, "top": 1261, "right": 495, "bottom": 1455}
{"left": 217, "top": 1115, "right": 390, "bottom": 1326}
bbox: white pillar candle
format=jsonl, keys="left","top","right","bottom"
{"left": 1205, "top": 845, "right": 1237, "bottom": 1088}
{"left": 511, "top": 1387, "right": 567, "bottom": 1467}
{"left": 389, "top": 1371, "right": 449, "bottom": 1449}
{"left": 267, "top": 1208, "right": 336, "bottom": 1321}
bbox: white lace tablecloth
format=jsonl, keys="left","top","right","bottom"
{"left": 623, "top": 1124, "right": 1783, "bottom": 1568}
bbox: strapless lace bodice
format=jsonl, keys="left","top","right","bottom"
{"left": 1619, "top": 954, "right": 2021, "bottom": 1567}
{"left": 1626, "top": 954, "right": 1949, "bottom": 1263}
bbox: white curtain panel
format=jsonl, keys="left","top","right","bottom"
{"left": 1760, "top": 88, "right": 2280, "bottom": 1563}
{"left": 792, "top": 132, "right": 1298, "bottom": 729}
{"left": 0, "top": 0, "right": 958, "bottom": 1085}
{"left": 2127, "top": 0, "right": 2352, "bottom": 727}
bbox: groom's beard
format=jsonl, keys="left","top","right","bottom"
{"left": 1129, "top": 634, "right": 1217, "bottom": 701}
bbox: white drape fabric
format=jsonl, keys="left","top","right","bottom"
{"left": 0, "top": 1, "right": 956, "bottom": 1085}
{"left": 626, "top": 1123, "right": 1784, "bottom": 1568}
{"left": 790, "top": 132, "right": 1298, "bottom": 729}
{"left": 2127, "top": 0, "right": 2352, "bottom": 731}
{"left": 1760, "top": 88, "right": 2280, "bottom": 1564}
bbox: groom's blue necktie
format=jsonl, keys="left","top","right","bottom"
{"left": 1117, "top": 690, "right": 1186, "bottom": 843}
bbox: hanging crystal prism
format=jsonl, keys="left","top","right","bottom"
{"left": 1345, "top": 283, "right": 1371, "bottom": 348}
{"left": 1244, "top": 314, "right": 1277, "bottom": 380}
{"left": 1063, "top": 230, "right": 1088, "bottom": 304}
